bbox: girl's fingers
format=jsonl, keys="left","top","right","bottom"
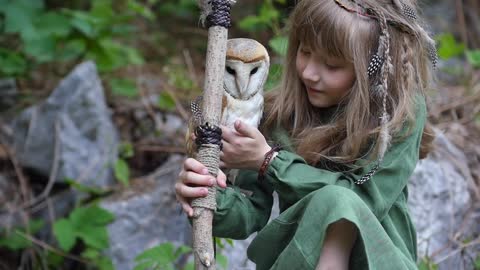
{"left": 175, "top": 182, "right": 209, "bottom": 198}
{"left": 184, "top": 158, "right": 209, "bottom": 175}
{"left": 181, "top": 201, "right": 193, "bottom": 217}
{"left": 176, "top": 195, "right": 194, "bottom": 217}
{"left": 180, "top": 171, "right": 215, "bottom": 186}
{"left": 220, "top": 125, "right": 236, "bottom": 143}
{"left": 217, "top": 169, "right": 227, "bottom": 188}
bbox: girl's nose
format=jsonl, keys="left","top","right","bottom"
{"left": 302, "top": 60, "right": 321, "bottom": 82}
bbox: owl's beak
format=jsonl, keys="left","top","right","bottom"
{"left": 236, "top": 71, "right": 250, "bottom": 99}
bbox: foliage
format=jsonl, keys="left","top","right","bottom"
{"left": 114, "top": 141, "right": 135, "bottom": 187}
{"left": 436, "top": 33, "right": 480, "bottom": 69}
{"left": 0, "top": 0, "right": 152, "bottom": 78}
{"left": 52, "top": 205, "right": 115, "bottom": 269}
{"left": 418, "top": 257, "right": 438, "bottom": 270}
{"left": 134, "top": 242, "right": 192, "bottom": 270}
{"left": 133, "top": 239, "right": 231, "bottom": 270}
{"left": 0, "top": 220, "right": 44, "bottom": 250}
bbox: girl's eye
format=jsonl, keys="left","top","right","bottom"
{"left": 325, "top": 63, "right": 340, "bottom": 70}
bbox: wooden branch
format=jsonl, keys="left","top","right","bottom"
{"left": 191, "top": 25, "right": 228, "bottom": 270}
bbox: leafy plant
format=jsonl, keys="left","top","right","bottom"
{"left": 114, "top": 142, "right": 135, "bottom": 187}
{"left": 418, "top": 257, "right": 438, "bottom": 270}
{"left": 466, "top": 50, "right": 480, "bottom": 69}
{"left": 436, "top": 33, "right": 465, "bottom": 60}
{"left": 0, "top": 219, "right": 45, "bottom": 250}
{"left": 52, "top": 205, "right": 114, "bottom": 252}
{"left": 0, "top": 0, "right": 153, "bottom": 77}
{"left": 134, "top": 242, "right": 192, "bottom": 270}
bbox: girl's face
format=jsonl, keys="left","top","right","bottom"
{"left": 296, "top": 43, "right": 356, "bottom": 108}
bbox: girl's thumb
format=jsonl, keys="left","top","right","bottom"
{"left": 234, "top": 120, "right": 256, "bottom": 138}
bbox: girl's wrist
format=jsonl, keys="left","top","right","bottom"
{"left": 257, "top": 144, "right": 282, "bottom": 181}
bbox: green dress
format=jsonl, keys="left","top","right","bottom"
{"left": 213, "top": 99, "right": 425, "bottom": 270}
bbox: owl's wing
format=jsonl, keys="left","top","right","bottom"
{"left": 191, "top": 95, "right": 204, "bottom": 126}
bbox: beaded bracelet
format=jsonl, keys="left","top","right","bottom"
{"left": 257, "top": 144, "right": 282, "bottom": 181}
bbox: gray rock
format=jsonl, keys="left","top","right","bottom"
{"left": 102, "top": 155, "right": 191, "bottom": 270}
{"left": 0, "top": 78, "right": 17, "bottom": 111}
{"left": 11, "top": 61, "right": 118, "bottom": 188}
{"left": 408, "top": 130, "right": 473, "bottom": 269}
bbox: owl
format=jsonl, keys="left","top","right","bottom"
{"left": 187, "top": 38, "right": 270, "bottom": 183}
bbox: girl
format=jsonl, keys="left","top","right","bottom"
{"left": 176, "top": 0, "right": 436, "bottom": 269}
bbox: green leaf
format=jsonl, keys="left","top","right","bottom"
{"left": 70, "top": 205, "right": 115, "bottom": 227}
{"left": 0, "top": 48, "right": 28, "bottom": 76}
{"left": 23, "top": 36, "right": 57, "bottom": 63}
{"left": 114, "top": 158, "right": 130, "bottom": 186}
{"left": 65, "top": 178, "right": 108, "bottom": 196}
{"left": 157, "top": 92, "right": 176, "bottom": 111}
{"left": 216, "top": 254, "right": 228, "bottom": 270}
{"left": 57, "top": 39, "right": 87, "bottom": 61}
{"left": 182, "top": 261, "right": 194, "bottom": 270}
{"left": 269, "top": 35, "right": 288, "bottom": 57}
{"left": 128, "top": 0, "right": 155, "bottom": 20}
{"left": 135, "top": 243, "right": 176, "bottom": 266}
{"left": 81, "top": 248, "right": 100, "bottom": 260}
{"left": 466, "top": 50, "right": 480, "bottom": 68}
{"left": 35, "top": 12, "right": 71, "bottom": 37}
{"left": 0, "top": 219, "right": 45, "bottom": 250}
{"left": 76, "top": 225, "right": 110, "bottom": 250}
{"left": 53, "top": 219, "right": 76, "bottom": 251}
{"left": 474, "top": 254, "right": 480, "bottom": 269}
{"left": 436, "top": 33, "right": 465, "bottom": 60}
{"left": 109, "top": 78, "right": 138, "bottom": 98}
{"left": 119, "top": 142, "right": 134, "bottom": 158}
{"left": 0, "top": 231, "right": 30, "bottom": 250}
{"left": 69, "top": 12, "right": 96, "bottom": 38}
{"left": 238, "top": 16, "right": 265, "bottom": 32}
{"left": 174, "top": 245, "right": 192, "bottom": 258}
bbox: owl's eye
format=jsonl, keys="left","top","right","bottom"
{"left": 250, "top": 67, "right": 259, "bottom": 75}
{"left": 226, "top": 66, "right": 236, "bottom": 75}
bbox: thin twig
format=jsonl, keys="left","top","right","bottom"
{"left": 183, "top": 48, "right": 199, "bottom": 86}
{"left": 24, "top": 120, "right": 61, "bottom": 209}
{"left": 0, "top": 134, "right": 31, "bottom": 205}
{"left": 456, "top": 0, "right": 468, "bottom": 47}
{"left": 137, "top": 75, "right": 163, "bottom": 131}
{"left": 164, "top": 86, "right": 190, "bottom": 121}
{"left": 15, "top": 230, "right": 92, "bottom": 265}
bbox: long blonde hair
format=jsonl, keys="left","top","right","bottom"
{"left": 262, "top": 0, "right": 435, "bottom": 167}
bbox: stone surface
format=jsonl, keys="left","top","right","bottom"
{"left": 10, "top": 61, "right": 118, "bottom": 188}
{"left": 101, "top": 155, "right": 191, "bottom": 270}
{"left": 408, "top": 130, "right": 474, "bottom": 270}
{"left": 0, "top": 78, "right": 17, "bottom": 111}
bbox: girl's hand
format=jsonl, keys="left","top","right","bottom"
{"left": 175, "top": 158, "right": 227, "bottom": 217}
{"left": 220, "top": 120, "right": 272, "bottom": 171}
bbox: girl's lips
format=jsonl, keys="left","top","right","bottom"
{"left": 307, "top": 87, "right": 322, "bottom": 93}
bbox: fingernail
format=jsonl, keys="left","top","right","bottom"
{"left": 203, "top": 188, "right": 209, "bottom": 194}
{"left": 210, "top": 178, "right": 216, "bottom": 185}
{"left": 201, "top": 168, "right": 209, "bottom": 175}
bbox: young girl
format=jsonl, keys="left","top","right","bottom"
{"left": 176, "top": 0, "right": 436, "bottom": 269}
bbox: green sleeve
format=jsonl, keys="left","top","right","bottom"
{"left": 213, "top": 170, "right": 274, "bottom": 240}
{"left": 266, "top": 98, "right": 426, "bottom": 220}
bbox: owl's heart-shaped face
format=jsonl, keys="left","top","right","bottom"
{"left": 224, "top": 38, "right": 270, "bottom": 100}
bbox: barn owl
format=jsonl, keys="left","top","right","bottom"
{"left": 187, "top": 38, "right": 270, "bottom": 183}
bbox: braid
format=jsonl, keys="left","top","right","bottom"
{"left": 372, "top": 8, "right": 392, "bottom": 162}
{"left": 401, "top": 35, "right": 415, "bottom": 93}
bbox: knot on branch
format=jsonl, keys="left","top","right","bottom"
{"left": 200, "top": 0, "right": 233, "bottom": 28}
{"left": 195, "top": 122, "right": 222, "bottom": 149}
